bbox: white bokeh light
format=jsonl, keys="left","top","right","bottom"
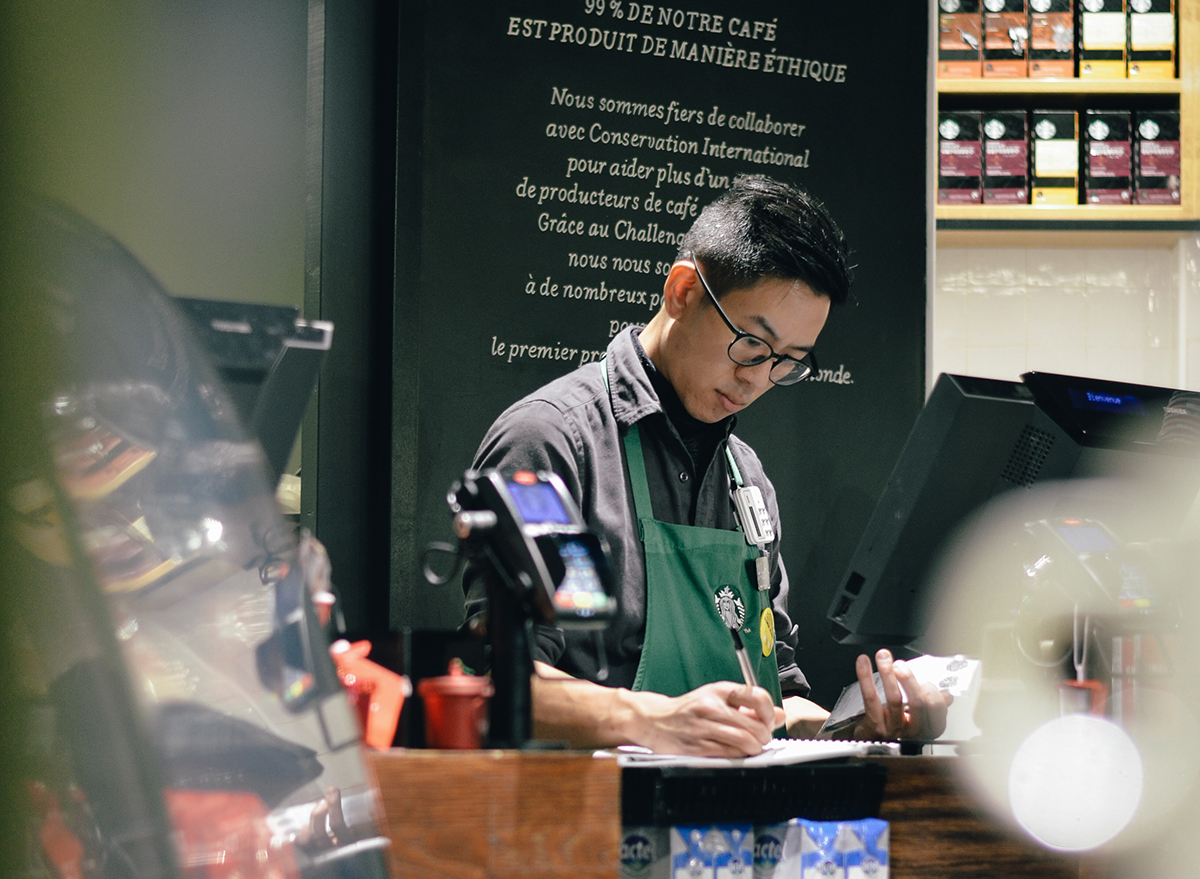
{"left": 1008, "top": 714, "right": 1144, "bottom": 851}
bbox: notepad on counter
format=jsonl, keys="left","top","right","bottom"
{"left": 598, "top": 737, "right": 897, "bottom": 769}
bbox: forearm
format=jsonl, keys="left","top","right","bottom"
{"left": 783, "top": 695, "right": 830, "bottom": 738}
{"left": 531, "top": 660, "right": 646, "bottom": 748}
{"left": 531, "top": 661, "right": 785, "bottom": 756}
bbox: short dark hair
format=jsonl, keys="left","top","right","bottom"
{"left": 676, "top": 175, "right": 852, "bottom": 305}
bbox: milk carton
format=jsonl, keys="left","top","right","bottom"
{"left": 671, "top": 824, "right": 753, "bottom": 879}
{"left": 751, "top": 823, "right": 794, "bottom": 879}
{"left": 622, "top": 826, "right": 671, "bottom": 879}
{"left": 798, "top": 819, "right": 889, "bottom": 879}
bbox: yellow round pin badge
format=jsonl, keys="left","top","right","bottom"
{"left": 759, "top": 608, "right": 774, "bottom": 657}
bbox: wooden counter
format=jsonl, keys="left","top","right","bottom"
{"left": 369, "top": 749, "right": 621, "bottom": 879}
{"left": 367, "top": 751, "right": 1081, "bottom": 879}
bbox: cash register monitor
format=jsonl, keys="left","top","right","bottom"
{"left": 827, "top": 371, "right": 1200, "bottom": 649}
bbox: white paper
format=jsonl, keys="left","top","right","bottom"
{"left": 817, "top": 654, "right": 982, "bottom": 738}
{"left": 1131, "top": 12, "right": 1175, "bottom": 49}
{"left": 600, "top": 738, "right": 896, "bottom": 768}
{"left": 1082, "top": 11, "right": 1127, "bottom": 48}
{"left": 1036, "top": 139, "right": 1080, "bottom": 176}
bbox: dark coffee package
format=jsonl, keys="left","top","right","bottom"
{"left": 939, "top": 0, "right": 983, "bottom": 77}
{"left": 1128, "top": 0, "right": 1176, "bottom": 79}
{"left": 1134, "top": 109, "right": 1181, "bottom": 204}
{"left": 1029, "top": 0, "right": 1075, "bottom": 77}
{"left": 1079, "top": 0, "right": 1127, "bottom": 78}
{"left": 984, "top": 0, "right": 1030, "bottom": 77}
{"left": 939, "top": 111, "right": 983, "bottom": 204}
{"left": 983, "top": 111, "right": 1030, "bottom": 203}
{"left": 1031, "top": 109, "right": 1080, "bottom": 204}
{"left": 1083, "top": 110, "right": 1132, "bottom": 204}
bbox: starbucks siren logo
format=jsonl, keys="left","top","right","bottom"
{"left": 983, "top": 119, "right": 1007, "bottom": 140}
{"left": 1139, "top": 118, "right": 1161, "bottom": 140}
{"left": 714, "top": 586, "right": 746, "bottom": 630}
{"left": 938, "top": 118, "right": 962, "bottom": 140}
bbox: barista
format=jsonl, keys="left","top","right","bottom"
{"left": 464, "top": 176, "right": 950, "bottom": 757}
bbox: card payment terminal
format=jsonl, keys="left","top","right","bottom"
{"left": 444, "top": 467, "right": 616, "bottom": 746}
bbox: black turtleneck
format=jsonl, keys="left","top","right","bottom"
{"left": 632, "top": 331, "right": 735, "bottom": 525}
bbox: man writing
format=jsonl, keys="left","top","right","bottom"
{"left": 465, "top": 175, "right": 949, "bottom": 756}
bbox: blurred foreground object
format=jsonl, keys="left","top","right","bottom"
{"left": 329, "top": 640, "right": 409, "bottom": 751}
{"left": 926, "top": 484, "right": 1200, "bottom": 864}
{"left": 1, "top": 199, "right": 390, "bottom": 878}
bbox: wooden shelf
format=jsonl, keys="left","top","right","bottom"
{"left": 938, "top": 78, "right": 1182, "bottom": 95}
{"left": 937, "top": 205, "right": 1191, "bottom": 222}
{"left": 932, "top": 0, "right": 1198, "bottom": 240}
{"left": 937, "top": 227, "right": 1193, "bottom": 248}
{"left": 935, "top": 207, "right": 1199, "bottom": 246}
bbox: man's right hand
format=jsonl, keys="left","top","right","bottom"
{"left": 532, "top": 662, "right": 783, "bottom": 757}
{"left": 626, "top": 681, "right": 785, "bottom": 757}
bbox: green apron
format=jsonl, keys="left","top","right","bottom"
{"left": 615, "top": 400, "right": 784, "bottom": 708}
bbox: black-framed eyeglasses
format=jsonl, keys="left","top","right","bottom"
{"left": 691, "top": 257, "right": 817, "bottom": 386}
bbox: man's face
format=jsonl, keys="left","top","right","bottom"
{"left": 659, "top": 271, "right": 831, "bottom": 424}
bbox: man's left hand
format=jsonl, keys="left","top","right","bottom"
{"left": 782, "top": 695, "right": 830, "bottom": 738}
{"left": 851, "top": 648, "right": 952, "bottom": 741}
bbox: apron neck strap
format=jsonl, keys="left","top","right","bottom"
{"left": 604, "top": 357, "right": 655, "bottom": 520}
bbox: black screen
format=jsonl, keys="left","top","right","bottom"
{"left": 827, "top": 371, "right": 1200, "bottom": 649}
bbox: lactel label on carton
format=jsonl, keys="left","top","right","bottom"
{"left": 623, "top": 826, "right": 671, "bottom": 879}
{"left": 752, "top": 824, "right": 795, "bottom": 879}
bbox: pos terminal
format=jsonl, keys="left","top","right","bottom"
{"left": 435, "top": 468, "right": 616, "bottom": 747}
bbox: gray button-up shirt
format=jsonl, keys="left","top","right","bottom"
{"left": 464, "top": 327, "right": 809, "bottom": 696}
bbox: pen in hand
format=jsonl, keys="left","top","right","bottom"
{"left": 728, "top": 625, "right": 758, "bottom": 690}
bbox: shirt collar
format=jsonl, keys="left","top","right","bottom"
{"left": 603, "top": 327, "right": 735, "bottom": 438}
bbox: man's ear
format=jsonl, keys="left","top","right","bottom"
{"left": 662, "top": 260, "right": 704, "bottom": 319}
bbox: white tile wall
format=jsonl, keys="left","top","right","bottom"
{"left": 1183, "top": 237, "right": 1200, "bottom": 389}
{"left": 932, "top": 238, "right": 1200, "bottom": 390}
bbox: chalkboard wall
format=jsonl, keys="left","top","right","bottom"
{"left": 392, "top": 0, "right": 930, "bottom": 706}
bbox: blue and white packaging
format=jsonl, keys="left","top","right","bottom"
{"left": 798, "top": 819, "right": 889, "bottom": 879}
{"left": 752, "top": 823, "right": 800, "bottom": 879}
{"left": 621, "top": 826, "right": 671, "bottom": 879}
{"left": 670, "top": 824, "right": 753, "bottom": 879}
